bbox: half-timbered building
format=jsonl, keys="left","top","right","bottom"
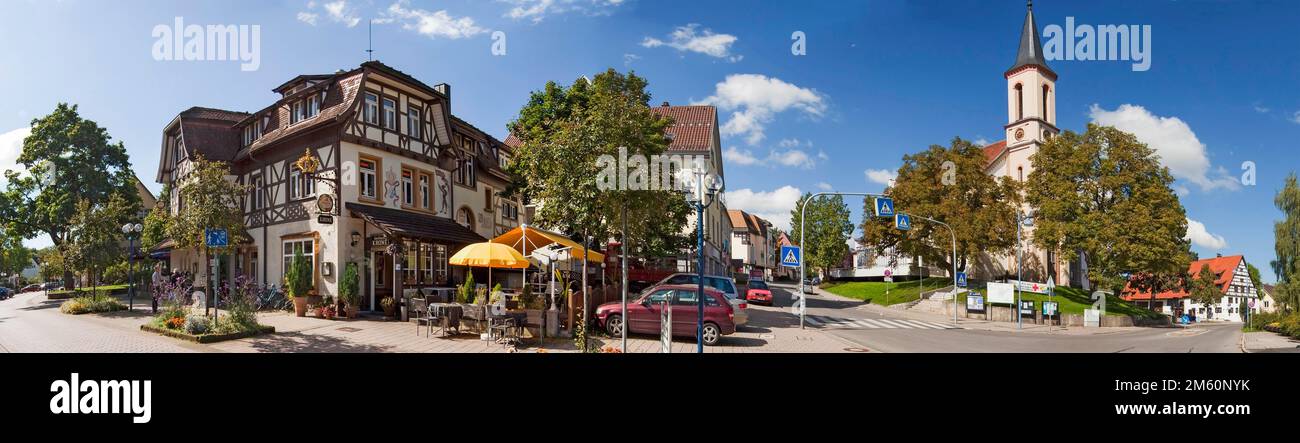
{"left": 155, "top": 61, "right": 524, "bottom": 311}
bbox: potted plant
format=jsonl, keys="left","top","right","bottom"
{"left": 339, "top": 262, "right": 360, "bottom": 318}
{"left": 285, "top": 249, "right": 313, "bottom": 317}
{"left": 380, "top": 296, "right": 396, "bottom": 319}
{"left": 519, "top": 283, "right": 543, "bottom": 329}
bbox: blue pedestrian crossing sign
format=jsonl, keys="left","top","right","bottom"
{"left": 873, "top": 197, "right": 895, "bottom": 217}
{"left": 956, "top": 272, "right": 968, "bottom": 288}
{"left": 780, "top": 245, "right": 802, "bottom": 268}
{"left": 894, "top": 213, "right": 911, "bottom": 231}
{"left": 205, "top": 228, "right": 229, "bottom": 248}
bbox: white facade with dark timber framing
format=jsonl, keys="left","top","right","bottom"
{"left": 155, "top": 61, "right": 525, "bottom": 311}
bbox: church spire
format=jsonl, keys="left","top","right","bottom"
{"left": 1008, "top": 0, "right": 1052, "bottom": 75}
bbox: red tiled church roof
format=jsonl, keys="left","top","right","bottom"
{"left": 982, "top": 140, "right": 1007, "bottom": 166}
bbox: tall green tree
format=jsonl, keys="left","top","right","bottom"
{"left": 166, "top": 153, "right": 248, "bottom": 258}
{"left": 63, "top": 195, "right": 133, "bottom": 299}
{"left": 1187, "top": 263, "right": 1222, "bottom": 307}
{"left": 506, "top": 69, "right": 690, "bottom": 258}
{"left": 1, "top": 103, "right": 140, "bottom": 288}
{"left": 859, "top": 137, "right": 1020, "bottom": 274}
{"left": 0, "top": 231, "right": 34, "bottom": 285}
{"left": 790, "top": 194, "right": 853, "bottom": 277}
{"left": 1025, "top": 124, "right": 1190, "bottom": 292}
{"left": 1271, "top": 173, "right": 1300, "bottom": 312}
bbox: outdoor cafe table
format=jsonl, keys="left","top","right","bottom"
{"left": 489, "top": 311, "right": 528, "bottom": 342}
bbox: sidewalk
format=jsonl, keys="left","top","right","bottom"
{"left": 823, "top": 289, "right": 1148, "bottom": 336}
{"left": 1242, "top": 330, "right": 1300, "bottom": 353}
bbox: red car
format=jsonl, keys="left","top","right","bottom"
{"left": 744, "top": 280, "right": 774, "bottom": 305}
{"left": 595, "top": 284, "right": 736, "bottom": 346}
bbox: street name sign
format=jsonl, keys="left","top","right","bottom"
{"left": 780, "top": 245, "right": 801, "bottom": 268}
{"left": 873, "top": 197, "right": 895, "bottom": 217}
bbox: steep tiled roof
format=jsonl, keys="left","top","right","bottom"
{"left": 503, "top": 134, "right": 522, "bottom": 149}
{"left": 178, "top": 107, "right": 248, "bottom": 162}
{"left": 728, "top": 210, "right": 751, "bottom": 232}
{"left": 1121, "top": 255, "right": 1246, "bottom": 301}
{"left": 236, "top": 69, "right": 364, "bottom": 160}
{"left": 982, "top": 140, "right": 1007, "bottom": 166}
{"left": 649, "top": 105, "right": 716, "bottom": 152}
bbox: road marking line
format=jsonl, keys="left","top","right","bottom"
{"left": 878, "top": 319, "right": 914, "bottom": 329}
{"left": 850, "top": 320, "right": 880, "bottom": 328}
{"left": 908, "top": 320, "right": 946, "bottom": 330}
{"left": 804, "top": 316, "right": 825, "bottom": 326}
{"left": 860, "top": 319, "right": 890, "bottom": 328}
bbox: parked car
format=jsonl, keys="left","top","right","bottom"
{"left": 744, "top": 280, "right": 774, "bottom": 305}
{"left": 42, "top": 282, "right": 62, "bottom": 291}
{"left": 20, "top": 284, "right": 42, "bottom": 293}
{"left": 595, "top": 284, "right": 736, "bottom": 346}
{"left": 0, "top": 287, "right": 11, "bottom": 300}
{"left": 654, "top": 273, "right": 747, "bottom": 326}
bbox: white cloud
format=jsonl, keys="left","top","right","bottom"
{"left": 622, "top": 53, "right": 640, "bottom": 66}
{"left": 973, "top": 137, "right": 991, "bottom": 146}
{"left": 696, "top": 74, "right": 826, "bottom": 146}
{"left": 864, "top": 168, "right": 897, "bottom": 187}
{"left": 502, "top": 0, "right": 626, "bottom": 24}
{"left": 1253, "top": 103, "right": 1270, "bottom": 114}
{"left": 386, "top": 1, "right": 486, "bottom": 39}
{"left": 0, "top": 126, "right": 31, "bottom": 184}
{"left": 1291, "top": 111, "right": 1300, "bottom": 124}
{"left": 725, "top": 185, "right": 803, "bottom": 231}
{"left": 723, "top": 146, "right": 759, "bottom": 166}
{"left": 1088, "top": 104, "right": 1240, "bottom": 192}
{"left": 297, "top": 12, "right": 320, "bottom": 26}
{"left": 768, "top": 149, "right": 816, "bottom": 169}
{"left": 641, "top": 24, "right": 741, "bottom": 62}
{"left": 323, "top": 0, "right": 362, "bottom": 27}
{"left": 816, "top": 182, "right": 833, "bottom": 191}
{"left": 1185, "top": 218, "right": 1227, "bottom": 250}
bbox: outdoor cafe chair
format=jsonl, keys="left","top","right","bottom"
{"left": 410, "top": 297, "right": 430, "bottom": 336}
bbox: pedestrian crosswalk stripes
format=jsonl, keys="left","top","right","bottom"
{"left": 803, "top": 315, "right": 960, "bottom": 330}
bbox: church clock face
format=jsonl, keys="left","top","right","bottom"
{"left": 1014, "top": 128, "right": 1025, "bottom": 141}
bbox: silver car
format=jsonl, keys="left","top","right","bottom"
{"left": 655, "top": 273, "right": 748, "bottom": 327}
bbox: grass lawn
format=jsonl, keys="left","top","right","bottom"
{"left": 956, "top": 286, "right": 1163, "bottom": 318}
{"left": 821, "top": 277, "right": 953, "bottom": 306}
{"left": 47, "top": 284, "right": 129, "bottom": 296}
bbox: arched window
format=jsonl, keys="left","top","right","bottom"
{"left": 1042, "top": 85, "right": 1050, "bottom": 121}
{"left": 1017, "top": 166, "right": 1024, "bottom": 182}
{"left": 457, "top": 207, "right": 475, "bottom": 229}
{"left": 1014, "top": 83, "right": 1024, "bottom": 120}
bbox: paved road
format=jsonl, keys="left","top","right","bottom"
{"left": 754, "top": 282, "right": 1243, "bottom": 353}
{"left": 0, "top": 291, "right": 205, "bottom": 353}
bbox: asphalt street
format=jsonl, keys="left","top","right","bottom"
{"left": 751, "top": 282, "right": 1243, "bottom": 353}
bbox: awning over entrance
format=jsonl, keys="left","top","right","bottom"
{"left": 346, "top": 202, "right": 486, "bottom": 244}
{"left": 492, "top": 225, "right": 604, "bottom": 263}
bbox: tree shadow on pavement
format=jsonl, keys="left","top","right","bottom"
{"left": 238, "top": 331, "right": 394, "bottom": 353}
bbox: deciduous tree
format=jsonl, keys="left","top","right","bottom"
{"left": 859, "top": 137, "right": 1020, "bottom": 274}
{"left": 1025, "top": 124, "right": 1190, "bottom": 292}
{"left": 790, "top": 193, "right": 853, "bottom": 277}
{"left": 1271, "top": 173, "right": 1300, "bottom": 312}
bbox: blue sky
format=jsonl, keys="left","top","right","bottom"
{"left": 1, "top": 0, "right": 1297, "bottom": 281}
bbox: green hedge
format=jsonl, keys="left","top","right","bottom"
{"left": 59, "top": 296, "right": 127, "bottom": 315}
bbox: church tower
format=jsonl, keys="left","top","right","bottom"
{"left": 1003, "top": 0, "right": 1057, "bottom": 170}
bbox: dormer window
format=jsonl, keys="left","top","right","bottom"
{"left": 291, "top": 101, "right": 305, "bottom": 124}
{"left": 242, "top": 121, "right": 261, "bottom": 146}
{"left": 306, "top": 94, "right": 320, "bottom": 119}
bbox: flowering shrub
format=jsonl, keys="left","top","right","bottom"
{"left": 59, "top": 296, "right": 127, "bottom": 315}
{"left": 184, "top": 316, "right": 210, "bottom": 335}
{"left": 165, "top": 316, "right": 185, "bottom": 329}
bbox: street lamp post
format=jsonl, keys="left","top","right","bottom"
{"left": 121, "top": 223, "right": 143, "bottom": 311}
{"left": 797, "top": 192, "right": 888, "bottom": 329}
{"left": 907, "top": 214, "right": 958, "bottom": 323}
{"left": 680, "top": 168, "right": 723, "bottom": 353}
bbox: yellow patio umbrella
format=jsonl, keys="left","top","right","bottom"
{"left": 449, "top": 241, "right": 531, "bottom": 302}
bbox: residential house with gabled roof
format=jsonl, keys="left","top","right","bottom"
{"left": 728, "top": 209, "right": 774, "bottom": 281}
{"left": 154, "top": 60, "right": 525, "bottom": 312}
{"left": 650, "top": 103, "right": 732, "bottom": 276}
{"left": 1121, "top": 254, "right": 1258, "bottom": 322}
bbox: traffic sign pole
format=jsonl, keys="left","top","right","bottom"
{"left": 798, "top": 192, "right": 890, "bottom": 330}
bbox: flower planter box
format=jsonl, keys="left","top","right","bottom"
{"left": 141, "top": 324, "right": 275, "bottom": 344}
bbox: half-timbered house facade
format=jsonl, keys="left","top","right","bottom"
{"left": 155, "top": 61, "right": 525, "bottom": 311}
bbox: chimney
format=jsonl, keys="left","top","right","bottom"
{"left": 662, "top": 101, "right": 670, "bottom": 107}
{"left": 1216, "top": 253, "right": 1222, "bottom": 258}
{"left": 434, "top": 83, "right": 451, "bottom": 98}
